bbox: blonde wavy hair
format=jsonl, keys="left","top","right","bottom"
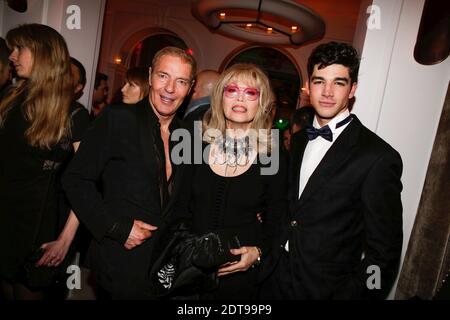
{"left": 0, "top": 24, "right": 73, "bottom": 149}
{"left": 202, "top": 63, "right": 274, "bottom": 153}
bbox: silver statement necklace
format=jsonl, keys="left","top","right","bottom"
{"left": 213, "top": 135, "right": 253, "bottom": 168}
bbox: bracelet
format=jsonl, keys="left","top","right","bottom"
{"left": 253, "top": 247, "right": 262, "bottom": 267}
{"left": 256, "top": 246, "right": 262, "bottom": 258}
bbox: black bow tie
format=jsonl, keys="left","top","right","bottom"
{"left": 306, "top": 125, "right": 333, "bottom": 141}
{"left": 306, "top": 114, "right": 353, "bottom": 142}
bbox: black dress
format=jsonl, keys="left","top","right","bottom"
{"left": 175, "top": 143, "right": 288, "bottom": 299}
{"left": 0, "top": 98, "right": 90, "bottom": 284}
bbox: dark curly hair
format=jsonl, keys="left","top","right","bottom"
{"left": 307, "top": 41, "right": 360, "bottom": 84}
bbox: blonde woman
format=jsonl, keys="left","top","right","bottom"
{"left": 0, "top": 24, "right": 80, "bottom": 299}
{"left": 175, "top": 63, "right": 288, "bottom": 299}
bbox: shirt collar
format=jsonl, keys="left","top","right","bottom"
{"left": 313, "top": 109, "right": 350, "bottom": 133}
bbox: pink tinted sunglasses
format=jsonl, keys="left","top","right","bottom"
{"left": 223, "top": 85, "right": 260, "bottom": 101}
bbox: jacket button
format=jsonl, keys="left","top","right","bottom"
{"left": 290, "top": 220, "right": 298, "bottom": 227}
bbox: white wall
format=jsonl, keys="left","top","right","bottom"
{"left": 353, "top": 0, "right": 450, "bottom": 298}
{"left": 57, "top": 0, "right": 106, "bottom": 109}
{"left": 0, "top": 0, "right": 106, "bottom": 109}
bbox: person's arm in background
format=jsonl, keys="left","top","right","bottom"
{"left": 37, "top": 142, "right": 82, "bottom": 267}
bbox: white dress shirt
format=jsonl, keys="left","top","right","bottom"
{"left": 298, "top": 109, "right": 351, "bottom": 199}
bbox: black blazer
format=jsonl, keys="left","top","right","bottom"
{"left": 262, "top": 116, "right": 403, "bottom": 299}
{"left": 62, "top": 98, "right": 187, "bottom": 298}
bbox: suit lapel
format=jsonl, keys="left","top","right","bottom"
{"left": 290, "top": 131, "right": 308, "bottom": 204}
{"left": 136, "top": 98, "right": 157, "bottom": 178}
{"left": 161, "top": 118, "right": 185, "bottom": 217}
{"left": 162, "top": 163, "right": 184, "bottom": 218}
{"left": 298, "top": 117, "right": 362, "bottom": 206}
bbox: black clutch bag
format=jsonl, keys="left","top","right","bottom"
{"left": 148, "top": 220, "right": 242, "bottom": 297}
{"left": 22, "top": 247, "right": 71, "bottom": 290}
{"left": 149, "top": 223, "right": 218, "bottom": 297}
{"left": 191, "top": 233, "right": 241, "bottom": 268}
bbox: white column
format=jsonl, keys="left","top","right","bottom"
{"left": 352, "top": 0, "right": 404, "bottom": 131}
{"left": 57, "top": 0, "right": 106, "bottom": 110}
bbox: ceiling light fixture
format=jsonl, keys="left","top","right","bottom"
{"left": 192, "top": 0, "right": 325, "bottom": 46}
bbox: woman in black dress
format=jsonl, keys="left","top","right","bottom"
{"left": 0, "top": 24, "right": 80, "bottom": 299}
{"left": 176, "top": 63, "right": 288, "bottom": 299}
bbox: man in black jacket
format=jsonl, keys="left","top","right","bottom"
{"left": 63, "top": 47, "right": 196, "bottom": 299}
{"left": 260, "top": 42, "right": 403, "bottom": 300}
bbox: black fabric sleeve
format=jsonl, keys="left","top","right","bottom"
{"left": 332, "top": 148, "right": 403, "bottom": 299}
{"left": 70, "top": 105, "right": 91, "bottom": 142}
{"left": 62, "top": 109, "right": 133, "bottom": 243}
{"left": 106, "top": 216, "right": 134, "bottom": 245}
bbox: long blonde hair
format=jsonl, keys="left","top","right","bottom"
{"left": 0, "top": 24, "right": 73, "bottom": 149}
{"left": 203, "top": 63, "right": 274, "bottom": 153}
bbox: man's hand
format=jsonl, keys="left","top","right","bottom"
{"left": 124, "top": 220, "right": 158, "bottom": 250}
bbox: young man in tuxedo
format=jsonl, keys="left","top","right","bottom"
{"left": 63, "top": 47, "right": 196, "bottom": 299}
{"left": 261, "top": 41, "right": 403, "bottom": 299}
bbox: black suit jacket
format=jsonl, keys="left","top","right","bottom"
{"left": 62, "top": 98, "right": 187, "bottom": 298}
{"left": 262, "top": 115, "right": 403, "bottom": 299}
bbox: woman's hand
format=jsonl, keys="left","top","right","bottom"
{"left": 36, "top": 238, "right": 71, "bottom": 267}
{"left": 217, "top": 246, "right": 260, "bottom": 277}
{"left": 36, "top": 211, "right": 79, "bottom": 267}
